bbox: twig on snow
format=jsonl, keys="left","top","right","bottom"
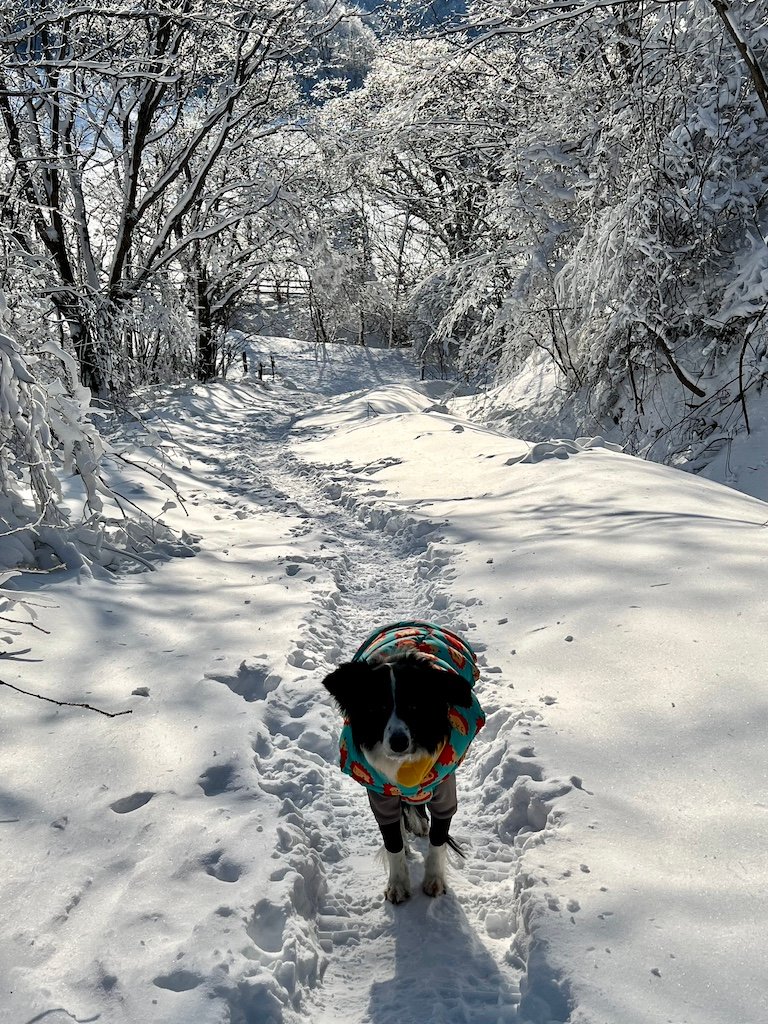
{"left": 0, "top": 677, "right": 133, "bottom": 717}
{"left": 0, "top": 615, "right": 50, "bottom": 635}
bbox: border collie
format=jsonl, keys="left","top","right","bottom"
{"left": 321, "top": 621, "right": 485, "bottom": 903}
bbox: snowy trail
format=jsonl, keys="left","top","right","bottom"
{"left": 192, "top": 335, "right": 575, "bottom": 1024}
{"left": 234, "top": 399, "right": 537, "bottom": 1024}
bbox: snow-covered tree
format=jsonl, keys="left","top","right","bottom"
{"left": 0, "top": 1, "right": 342, "bottom": 394}
{"left": 329, "top": 0, "right": 768, "bottom": 456}
{"left": 0, "top": 307, "right": 188, "bottom": 573}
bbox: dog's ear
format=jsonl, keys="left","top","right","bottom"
{"left": 443, "top": 673, "right": 474, "bottom": 709}
{"left": 321, "top": 661, "right": 373, "bottom": 715}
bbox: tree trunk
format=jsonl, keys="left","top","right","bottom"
{"left": 56, "top": 300, "right": 108, "bottom": 398}
{"left": 196, "top": 282, "right": 216, "bottom": 382}
{"left": 710, "top": 0, "right": 768, "bottom": 121}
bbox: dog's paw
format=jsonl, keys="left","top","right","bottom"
{"left": 422, "top": 873, "right": 447, "bottom": 898}
{"left": 422, "top": 842, "right": 448, "bottom": 897}
{"left": 385, "top": 879, "right": 411, "bottom": 904}
{"left": 385, "top": 849, "right": 411, "bottom": 904}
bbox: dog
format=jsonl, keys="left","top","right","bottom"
{"left": 321, "top": 621, "right": 485, "bottom": 903}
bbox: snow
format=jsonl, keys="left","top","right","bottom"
{"left": 450, "top": 343, "right": 768, "bottom": 509}
{"left": 697, "top": 395, "right": 768, "bottom": 503}
{"left": 2, "top": 337, "right": 768, "bottom": 1024}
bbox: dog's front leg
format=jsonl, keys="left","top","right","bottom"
{"left": 385, "top": 848, "right": 411, "bottom": 904}
{"left": 379, "top": 819, "right": 411, "bottom": 903}
{"left": 423, "top": 813, "right": 454, "bottom": 897}
{"left": 422, "top": 842, "right": 447, "bottom": 897}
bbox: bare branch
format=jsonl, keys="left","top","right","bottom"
{"left": 0, "top": 677, "right": 133, "bottom": 718}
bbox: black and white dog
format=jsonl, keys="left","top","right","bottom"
{"left": 321, "top": 622, "right": 485, "bottom": 903}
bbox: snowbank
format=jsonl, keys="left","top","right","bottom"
{"left": 452, "top": 345, "right": 768, "bottom": 508}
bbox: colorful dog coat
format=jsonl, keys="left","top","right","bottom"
{"left": 338, "top": 620, "right": 486, "bottom": 803}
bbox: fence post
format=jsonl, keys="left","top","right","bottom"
{"left": 258, "top": 362, "right": 264, "bottom": 380}
{"left": 242, "top": 351, "right": 248, "bottom": 374}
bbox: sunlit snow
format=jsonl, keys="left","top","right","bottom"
{"left": 2, "top": 339, "right": 766, "bottom": 1024}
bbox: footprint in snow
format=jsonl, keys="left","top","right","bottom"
{"left": 287, "top": 649, "right": 317, "bottom": 671}
{"left": 109, "top": 791, "right": 154, "bottom": 814}
{"left": 246, "top": 899, "right": 287, "bottom": 953}
{"left": 202, "top": 849, "right": 243, "bottom": 883}
{"left": 153, "top": 969, "right": 204, "bottom": 992}
{"left": 205, "top": 660, "right": 281, "bottom": 702}
{"left": 197, "top": 762, "right": 238, "bottom": 796}
{"left": 251, "top": 732, "right": 271, "bottom": 758}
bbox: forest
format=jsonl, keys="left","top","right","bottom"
{"left": 1, "top": 0, "right": 767, "bottom": 574}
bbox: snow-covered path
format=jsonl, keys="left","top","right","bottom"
{"left": 3, "top": 338, "right": 768, "bottom": 1024}
{"left": 275, "top": 461, "right": 532, "bottom": 1024}
{"left": 230, "top": 374, "right": 538, "bottom": 1024}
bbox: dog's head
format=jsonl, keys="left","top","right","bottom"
{"left": 321, "top": 651, "right": 473, "bottom": 763}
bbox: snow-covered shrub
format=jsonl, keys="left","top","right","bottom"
{"left": 0, "top": 317, "right": 192, "bottom": 574}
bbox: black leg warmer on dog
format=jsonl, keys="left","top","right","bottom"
{"left": 428, "top": 815, "right": 452, "bottom": 847}
{"left": 380, "top": 820, "right": 404, "bottom": 853}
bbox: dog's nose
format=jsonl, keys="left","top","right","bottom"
{"left": 388, "top": 730, "right": 410, "bottom": 753}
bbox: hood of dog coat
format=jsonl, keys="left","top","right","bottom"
{"left": 353, "top": 620, "right": 481, "bottom": 686}
{"left": 338, "top": 621, "right": 486, "bottom": 802}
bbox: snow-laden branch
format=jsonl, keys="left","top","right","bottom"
{"left": 709, "top": 0, "right": 768, "bottom": 121}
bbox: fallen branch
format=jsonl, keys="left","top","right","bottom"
{"left": 0, "top": 677, "right": 133, "bottom": 718}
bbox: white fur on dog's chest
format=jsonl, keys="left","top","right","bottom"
{"left": 361, "top": 744, "right": 406, "bottom": 785}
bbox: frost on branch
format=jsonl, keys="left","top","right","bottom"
{"left": 0, "top": 321, "right": 194, "bottom": 575}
